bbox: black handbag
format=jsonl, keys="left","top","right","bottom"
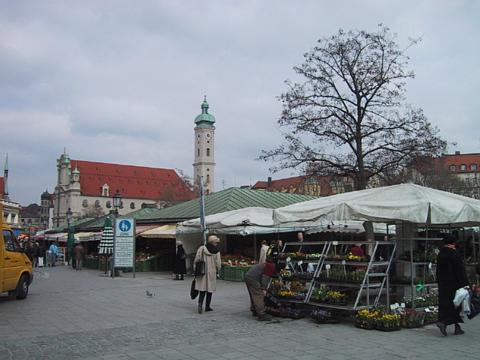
{"left": 190, "top": 279, "right": 198, "bottom": 300}
{"left": 467, "top": 292, "right": 480, "bottom": 320}
{"left": 194, "top": 247, "right": 206, "bottom": 276}
{"left": 194, "top": 260, "right": 206, "bottom": 276}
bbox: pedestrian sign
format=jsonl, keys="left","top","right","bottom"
{"left": 114, "top": 218, "right": 135, "bottom": 269}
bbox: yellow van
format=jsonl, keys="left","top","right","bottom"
{"left": 0, "top": 204, "right": 33, "bottom": 299}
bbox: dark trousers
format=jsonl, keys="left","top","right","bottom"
{"left": 198, "top": 291, "right": 212, "bottom": 308}
{"left": 245, "top": 277, "right": 266, "bottom": 316}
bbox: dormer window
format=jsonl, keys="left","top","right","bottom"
{"left": 102, "top": 184, "right": 110, "bottom": 197}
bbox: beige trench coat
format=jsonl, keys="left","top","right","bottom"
{"left": 194, "top": 245, "right": 221, "bottom": 293}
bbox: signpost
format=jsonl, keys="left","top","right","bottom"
{"left": 114, "top": 218, "right": 136, "bottom": 278}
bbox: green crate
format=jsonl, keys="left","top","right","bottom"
{"left": 218, "top": 266, "right": 225, "bottom": 280}
{"left": 222, "top": 266, "right": 250, "bottom": 282}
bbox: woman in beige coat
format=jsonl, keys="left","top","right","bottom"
{"left": 194, "top": 235, "right": 222, "bottom": 313}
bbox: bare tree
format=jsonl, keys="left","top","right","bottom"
{"left": 260, "top": 25, "right": 446, "bottom": 190}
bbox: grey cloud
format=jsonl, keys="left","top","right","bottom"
{"left": 0, "top": 0, "right": 479, "bottom": 204}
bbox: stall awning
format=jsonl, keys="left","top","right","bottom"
{"left": 77, "top": 232, "right": 102, "bottom": 242}
{"left": 135, "top": 225, "right": 157, "bottom": 235}
{"left": 139, "top": 224, "right": 177, "bottom": 239}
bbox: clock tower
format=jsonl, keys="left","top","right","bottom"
{"left": 193, "top": 97, "right": 216, "bottom": 194}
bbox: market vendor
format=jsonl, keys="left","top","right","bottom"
{"left": 245, "top": 260, "right": 278, "bottom": 321}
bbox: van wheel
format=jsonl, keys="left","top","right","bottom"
{"left": 15, "top": 275, "right": 29, "bottom": 300}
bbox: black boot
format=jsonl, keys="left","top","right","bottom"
{"left": 205, "top": 292, "right": 213, "bottom": 312}
{"left": 436, "top": 322, "right": 447, "bottom": 336}
{"left": 198, "top": 291, "right": 205, "bottom": 314}
{"left": 454, "top": 324, "right": 465, "bottom": 335}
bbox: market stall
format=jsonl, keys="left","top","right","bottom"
{"left": 270, "top": 183, "right": 480, "bottom": 325}
{"left": 178, "top": 207, "right": 308, "bottom": 277}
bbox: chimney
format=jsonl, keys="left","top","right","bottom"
{"left": 267, "top": 177, "right": 272, "bottom": 187}
{"left": 455, "top": 151, "right": 461, "bottom": 155}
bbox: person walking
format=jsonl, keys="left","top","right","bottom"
{"left": 258, "top": 240, "right": 269, "bottom": 264}
{"left": 73, "top": 241, "right": 85, "bottom": 271}
{"left": 194, "top": 235, "right": 221, "bottom": 314}
{"left": 245, "top": 261, "right": 278, "bottom": 321}
{"left": 49, "top": 242, "right": 59, "bottom": 267}
{"left": 174, "top": 242, "right": 187, "bottom": 280}
{"left": 436, "top": 234, "right": 469, "bottom": 336}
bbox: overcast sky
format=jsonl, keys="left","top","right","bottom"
{"left": 0, "top": 0, "right": 479, "bottom": 205}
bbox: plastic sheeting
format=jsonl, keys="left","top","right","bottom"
{"left": 274, "top": 183, "right": 480, "bottom": 226}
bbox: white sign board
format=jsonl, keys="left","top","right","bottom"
{"left": 114, "top": 218, "right": 135, "bottom": 268}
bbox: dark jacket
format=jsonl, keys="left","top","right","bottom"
{"left": 436, "top": 246, "right": 469, "bottom": 325}
{"left": 174, "top": 245, "right": 187, "bottom": 275}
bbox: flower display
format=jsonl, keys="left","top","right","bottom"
{"left": 312, "top": 288, "right": 348, "bottom": 305}
{"left": 222, "top": 254, "right": 256, "bottom": 267}
{"left": 355, "top": 309, "right": 401, "bottom": 331}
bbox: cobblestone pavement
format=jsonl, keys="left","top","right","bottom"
{"left": 0, "top": 266, "right": 479, "bottom": 360}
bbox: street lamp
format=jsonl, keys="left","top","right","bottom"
{"left": 113, "top": 190, "right": 122, "bottom": 215}
{"left": 66, "top": 208, "right": 73, "bottom": 265}
{"left": 111, "top": 190, "right": 122, "bottom": 277}
{"left": 66, "top": 208, "right": 73, "bottom": 227}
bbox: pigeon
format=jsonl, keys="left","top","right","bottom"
{"left": 145, "top": 290, "right": 154, "bottom": 297}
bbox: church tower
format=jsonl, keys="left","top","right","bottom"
{"left": 193, "top": 97, "right": 216, "bottom": 194}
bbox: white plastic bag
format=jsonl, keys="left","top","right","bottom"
{"left": 454, "top": 288, "right": 469, "bottom": 308}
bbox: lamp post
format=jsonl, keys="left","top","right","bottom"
{"left": 66, "top": 208, "right": 73, "bottom": 264}
{"left": 113, "top": 191, "right": 122, "bottom": 216}
{"left": 111, "top": 191, "right": 122, "bottom": 277}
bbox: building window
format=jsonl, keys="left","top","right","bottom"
{"left": 460, "top": 164, "right": 467, "bottom": 171}
{"left": 471, "top": 164, "right": 477, "bottom": 171}
{"left": 449, "top": 165, "right": 456, "bottom": 172}
{"left": 206, "top": 174, "right": 210, "bottom": 184}
{"left": 207, "top": 134, "right": 210, "bottom": 138}
{"left": 130, "top": 202, "right": 135, "bottom": 209}
{"left": 206, "top": 148, "right": 210, "bottom": 157}
{"left": 197, "top": 148, "right": 200, "bottom": 157}
{"left": 106, "top": 201, "right": 111, "bottom": 208}
{"left": 95, "top": 200, "right": 101, "bottom": 208}
{"left": 82, "top": 199, "right": 88, "bottom": 208}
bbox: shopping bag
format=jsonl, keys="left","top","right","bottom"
{"left": 38, "top": 257, "right": 44, "bottom": 267}
{"left": 190, "top": 279, "right": 199, "bottom": 300}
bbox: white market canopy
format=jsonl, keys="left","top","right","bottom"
{"left": 273, "top": 183, "right": 480, "bottom": 227}
{"left": 139, "top": 224, "right": 177, "bottom": 239}
{"left": 178, "top": 207, "right": 306, "bottom": 235}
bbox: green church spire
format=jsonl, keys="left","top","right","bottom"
{"left": 195, "top": 96, "right": 216, "bottom": 126}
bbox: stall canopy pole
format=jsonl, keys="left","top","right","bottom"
{"left": 199, "top": 176, "right": 207, "bottom": 246}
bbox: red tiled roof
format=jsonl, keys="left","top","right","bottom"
{"left": 0, "top": 177, "right": 4, "bottom": 199}
{"left": 70, "top": 160, "right": 195, "bottom": 202}
{"left": 436, "top": 153, "right": 480, "bottom": 173}
{"left": 253, "top": 175, "right": 336, "bottom": 196}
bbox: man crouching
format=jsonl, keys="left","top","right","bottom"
{"left": 245, "top": 260, "right": 278, "bottom": 321}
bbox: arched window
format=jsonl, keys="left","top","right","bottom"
{"left": 95, "top": 200, "right": 101, "bottom": 208}
{"left": 449, "top": 165, "right": 456, "bottom": 172}
{"left": 460, "top": 164, "right": 467, "bottom": 171}
{"left": 197, "top": 148, "right": 200, "bottom": 157}
{"left": 206, "top": 148, "right": 210, "bottom": 157}
{"left": 106, "top": 201, "right": 112, "bottom": 208}
{"left": 130, "top": 202, "right": 135, "bottom": 209}
{"left": 471, "top": 164, "right": 478, "bottom": 171}
{"left": 206, "top": 174, "right": 210, "bottom": 183}
{"left": 82, "top": 199, "right": 88, "bottom": 208}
